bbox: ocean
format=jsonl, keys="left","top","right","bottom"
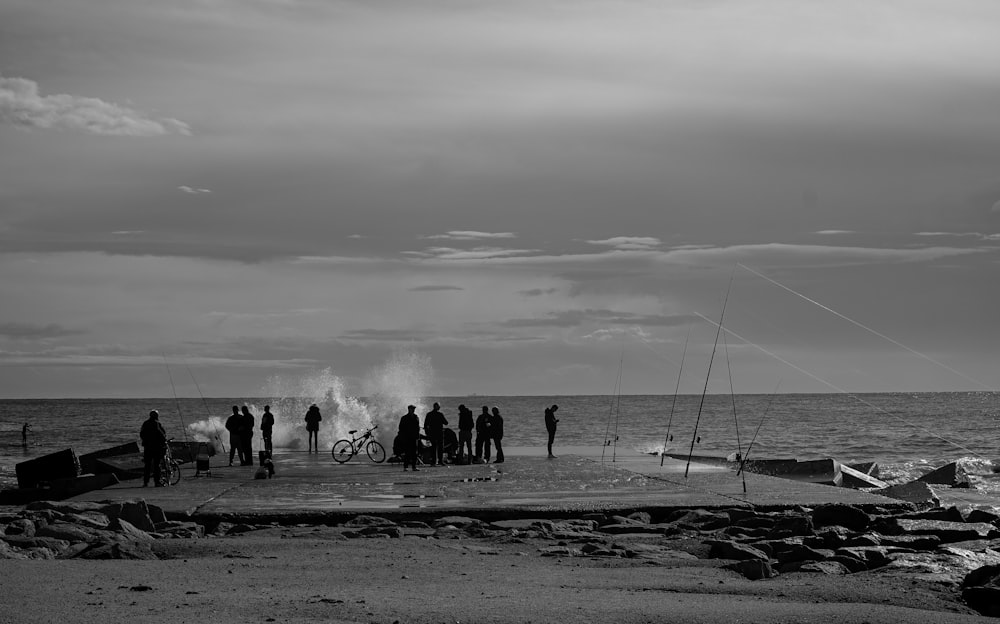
{"left": 2, "top": 392, "right": 999, "bottom": 500}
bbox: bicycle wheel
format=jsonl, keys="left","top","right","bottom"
{"left": 332, "top": 439, "right": 354, "bottom": 463}
{"left": 366, "top": 440, "right": 386, "bottom": 464}
{"left": 169, "top": 460, "right": 182, "bottom": 485}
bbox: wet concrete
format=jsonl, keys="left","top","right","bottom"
{"left": 68, "top": 445, "right": 903, "bottom": 522}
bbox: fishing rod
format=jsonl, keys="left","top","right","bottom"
{"left": 660, "top": 329, "right": 690, "bottom": 467}
{"left": 686, "top": 271, "right": 735, "bottom": 479}
{"left": 723, "top": 326, "right": 747, "bottom": 494}
{"left": 184, "top": 360, "right": 227, "bottom": 454}
{"left": 162, "top": 355, "right": 194, "bottom": 452}
{"left": 737, "top": 379, "right": 781, "bottom": 477}
{"left": 601, "top": 346, "right": 625, "bottom": 464}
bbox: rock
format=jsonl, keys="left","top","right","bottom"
{"left": 878, "top": 534, "right": 941, "bottom": 550}
{"left": 729, "top": 559, "right": 774, "bottom": 580}
{"left": 917, "top": 461, "right": 971, "bottom": 488}
{"left": 826, "top": 554, "right": 868, "bottom": 573}
{"left": 706, "top": 540, "right": 769, "bottom": 561}
{"left": 812, "top": 504, "right": 871, "bottom": 532}
{"left": 109, "top": 517, "right": 154, "bottom": 541}
{"left": 539, "top": 546, "right": 579, "bottom": 557}
{"left": 598, "top": 523, "right": 664, "bottom": 535}
{"left": 429, "top": 516, "right": 478, "bottom": 529}
{"left": 798, "top": 561, "right": 850, "bottom": 574}
{"left": 102, "top": 500, "right": 155, "bottom": 532}
{"left": 147, "top": 504, "right": 168, "bottom": 525}
{"left": 667, "top": 509, "right": 731, "bottom": 531}
{"left": 835, "top": 546, "right": 892, "bottom": 569}
{"left": 967, "top": 509, "right": 1000, "bottom": 525}
{"left": 35, "top": 522, "right": 96, "bottom": 543}
{"left": 77, "top": 538, "right": 156, "bottom": 560}
{"left": 810, "top": 526, "right": 854, "bottom": 549}
{"left": 64, "top": 512, "right": 111, "bottom": 530}
{"left": 876, "top": 518, "right": 997, "bottom": 543}
{"left": 626, "top": 511, "right": 652, "bottom": 524}
{"left": 774, "top": 544, "right": 832, "bottom": 565}
{"left": 962, "top": 586, "right": 1000, "bottom": 617}
{"left": 4, "top": 518, "right": 36, "bottom": 537}
{"left": 154, "top": 521, "right": 205, "bottom": 538}
{"left": 769, "top": 514, "right": 814, "bottom": 538}
{"left": 874, "top": 481, "right": 940, "bottom": 507}
{"left": 225, "top": 524, "right": 257, "bottom": 535}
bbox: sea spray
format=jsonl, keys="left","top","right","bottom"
{"left": 183, "top": 352, "right": 436, "bottom": 455}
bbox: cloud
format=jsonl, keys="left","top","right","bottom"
{"left": 518, "top": 288, "right": 558, "bottom": 297}
{"left": 499, "top": 309, "right": 692, "bottom": 329}
{"left": 0, "top": 75, "right": 191, "bottom": 136}
{"left": 111, "top": 230, "right": 146, "bottom": 235}
{"left": 815, "top": 230, "right": 855, "bottom": 235}
{"left": 407, "top": 246, "right": 539, "bottom": 260}
{"left": 178, "top": 186, "right": 212, "bottom": 194}
{"left": 585, "top": 236, "right": 662, "bottom": 250}
{"left": 0, "top": 322, "right": 86, "bottom": 340}
{"left": 339, "top": 328, "right": 434, "bottom": 342}
{"left": 424, "top": 231, "right": 517, "bottom": 241}
{"left": 408, "top": 285, "right": 464, "bottom": 292}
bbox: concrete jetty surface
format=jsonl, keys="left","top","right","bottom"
{"left": 68, "top": 446, "right": 903, "bottom": 522}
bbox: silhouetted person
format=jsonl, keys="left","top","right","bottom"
{"left": 241, "top": 405, "right": 255, "bottom": 466}
{"left": 21, "top": 422, "right": 29, "bottom": 448}
{"left": 545, "top": 404, "right": 559, "bottom": 458}
{"left": 423, "top": 402, "right": 448, "bottom": 466}
{"left": 398, "top": 405, "right": 421, "bottom": 471}
{"left": 491, "top": 406, "right": 505, "bottom": 463}
{"left": 226, "top": 405, "right": 243, "bottom": 466}
{"left": 140, "top": 409, "right": 167, "bottom": 487}
{"left": 456, "top": 404, "right": 474, "bottom": 462}
{"left": 475, "top": 406, "right": 491, "bottom": 462}
{"left": 261, "top": 405, "right": 275, "bottom": 454}
{"left": 305, "top": 404, "right": 322, "bottom": 453}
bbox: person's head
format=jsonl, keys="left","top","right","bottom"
{"left": 551, "top": 405, "right": 558, "bottom": 413}
{"left": 458, "top": 403, "right": 466, "bottom": 411}
{"left": 481, "top": 405, "right": 489, "bottom": 414}
{"left": 492, "top": 406, "right": 500, "bottom": 416}
{"left": 407, "top": 404, "right": 416, "bottom": 413}
{"left": 148, "top": 409, "right": 159, "bottom": 420}
{"left": 433, "top": 402, "right": 440, "bottom": 410}
{"left": 242, "top": 405, "right": 251, "bottom": 414}
{"left": 264, "top": 405, "right": 271, "bottom": 411}
{"left": 232, "top": 405, "right": 239, "bottom": 414}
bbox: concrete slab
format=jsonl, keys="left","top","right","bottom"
{"left": 68, "top": 446, "right": 902, "bottom": 522}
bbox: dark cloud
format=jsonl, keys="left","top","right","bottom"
{"left": 339, "top": 328, "right": 434, "bottom": 342}
{"left": 518, "top": 288, "right": 558, "bottom": 297}
{"left": 0, "top": 322, "right": 86, "bottom": 340}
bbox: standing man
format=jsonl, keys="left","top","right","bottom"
{"left": 304, "top": 404, "right": 322, "bottom": 453}
{"left": 545, "top": 404, "right": 559, "bottom": 458}
{"left": 456, "top": 405, "right": 474, "bottom": 463}
{"left": 140, "top": 409, "right": 167, "bottom": 487}
{"left": 398, "top": 405, "right": 421, "bottom": 471}
{"left": 225, "top": 405, "right": 243, "bottom": 466}
{"left": 241, "top": 405, "right": 255, "bottom": 466}
{"left": 423, "top": 402, "right": 448, "bottom": 466}
{"left": 261, "top": 405, "right": 275, "bottom": 456}
{"left": 475, "top": 406, "right": 492, "bottom": 462}
{"left": 491, "top": 406, "right": 505, "bottom": 463}
{"left": 21, "top": 422, "right": 30, "bottom": 448}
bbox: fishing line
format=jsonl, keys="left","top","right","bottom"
{"left": 183, "top": 359, "right": 227, "bottom": 455}
{"left": 660, "top": 329, "right": 690, "bottom": 467}
{"left": 737, "top": 263, "right": 992, "bottom": 391}
{"left": 737, "top": 379, "right": 781, "bottom": 476}
{"left": 602, "top": 345, "right": 625, "bottom": 464}
{"left": 723, "top": 326, "right": 747, "bottom": 493}
{"left": 693, "top": 313, "right": 984, "bottom": 459}
{"left": 162, "top": 355, "right": 194, "bottom": 453}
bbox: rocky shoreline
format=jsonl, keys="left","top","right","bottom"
{"left": 5, "top": 496, "right": 1000, "bottom": 617}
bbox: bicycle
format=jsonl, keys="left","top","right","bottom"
{"left": 159, "top": 440, "right": 182, "bottom": 486}
{"left": 332, "top": 425, "right": 386, "bottom": 464}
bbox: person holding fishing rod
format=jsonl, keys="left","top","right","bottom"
{"left": 544, "top": 405, "right": 559, "bottom": 458}
{"left": 140, "top": 410, "right": 168, "bottom": 487}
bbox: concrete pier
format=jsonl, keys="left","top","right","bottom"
{"left": 68, "top": 446, "right": 903, "bottom": 522}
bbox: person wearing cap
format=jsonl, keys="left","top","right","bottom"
{"left": 423, "top": 402, "right": 448, "bottom": 466}
{"left": 140, "top": 409, "right": 168, "bottom": 487}
{"left": 304, "top": 404, "right": 322, "bottom": 453}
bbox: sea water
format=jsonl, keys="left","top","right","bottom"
{"left": 2, "top": 390, "right": 999, "bottom": 498}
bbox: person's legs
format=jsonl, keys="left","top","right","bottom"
{"left": 484, "top": 438, "right": 491, "bottom": 461}
{"left": 494, "top": 438, "right": 504, "bottom": 463}
{"left": 152, "top": 451, "right": 163, "bottom": 486}
{"left": 547, "top": 430, "right": 556, "bottom": 457}
{"left": 143, "top": 452, "right": 154, "bottom": 486}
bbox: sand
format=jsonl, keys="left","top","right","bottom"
{"left": 0, "top": 525, "right": 986, "bottom": 624}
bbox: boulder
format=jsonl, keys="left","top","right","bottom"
{"left": 874, "top": 481, "right": 940, "bottom": 507}
{"left": 706, "top": 540, "right": 769, "bottom": 561}
{"left": 667, "top": 509, "right": 731, "bottom": 531}
{"left": 729, "top": 559, "right": 774, "bottom": 580}
{"left": 876, "top": 518, "right": 997, "bottom": 543}
{"left": 343, "top": 514, "right": 398, "bottom": 527}
{"left": 917, "top": 461, "right": 971, "bottom": 488}
{"left": 35, "top": 522, "right": 96, "bottom": 543}
{"left": 109, "top": 517, "right": 154, "bottom": 541}
{"left": 812, "top": 504, "right": 871, "bottom": 532}
{"left": 429, "top": 516, "right": 478, "bottom": 529}
{"left": 798, "top": 561, "right": 850, "bottom": 574}
{"left": 963, "top": 564, "right": 1000, "bottom": 617}
{"left": 102, "top": 500, "right": 155, "bottom": 532}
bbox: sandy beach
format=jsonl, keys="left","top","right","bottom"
{"left": 0, "top": 523, "right": 986, "bottom": 624}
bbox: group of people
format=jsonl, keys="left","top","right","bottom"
{"left": 225, "top": 404, "right": 275, "bottom": 466}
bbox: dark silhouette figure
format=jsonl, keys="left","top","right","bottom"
{"left": 456, "top": 404, "right": 474, "bottom": 462}
{"left": 398, "top": 405, "right": 421, "bottom": 471}
{"left": 304, "top": 404, "right": 322, "bottom": 453}
{"left": 491, "top": 406, "right": 505, "bottom": 463}
{"left": 423, "top": 402, "right": 449, "bottom": 466}
{"left": 225, "top": 405, "right": 243, "bottom": 466}
{"left": 475, "top": 406, "right": 492, "bottom": 462}
{"left": 140, "top": 409, "right": 167, "bottom": 487}
{"left": 545, "top": 404, "right": 559, "bottom": 458}
{"left": 241, "top": 405, "right": 255, "bottom": 466}
{"left": 261, "top": 405, "right": 275, "bottom": 454}
{"left": 21, "top": 422, "right": 29, "bottom": 448}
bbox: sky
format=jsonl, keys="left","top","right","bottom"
{"left": 2, "top": 0, "right": 1000, "bottom": 399}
